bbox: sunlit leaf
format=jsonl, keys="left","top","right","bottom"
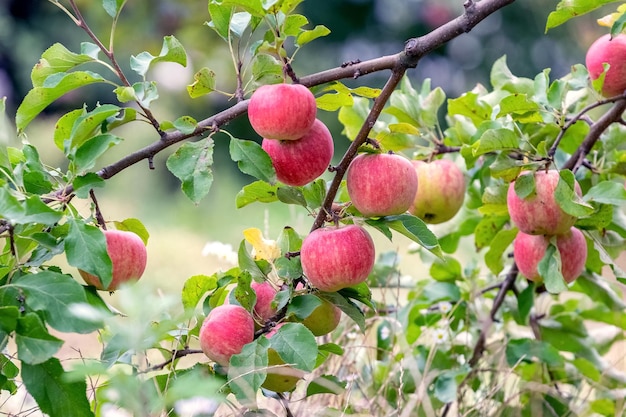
{"left": 166, "top": 138, "right": 214, "bottom": 204}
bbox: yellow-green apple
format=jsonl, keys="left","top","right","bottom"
{"left": 79, "top": 229, "right": 147, "bottom": 291}
{"left": 251, "top": 281, "right": 278, "bottom": 323}
{"left": 507, "top": 170, "right": 581, "bottom": 235}
{"left": 585, "top": 34, "right": 626, "bottom": 97}
{"left": 300, "top": 224, "right": 375, "bottom": 292}
{"left": 409, "top": 159, "right": 465, "bottom": 224}
{"left": 248, "top": 83, "right": 317, "bottom": 140}
{"left": 298, "top": 296, "right": 342, "bottom": 336}
{"left": 199, "top": 304, "right": 255, "bottom": 367}
{"left": 346, "top": 152, "right": 418, "bottom": 217}
{"left": 261, "top": 323, "right": 305, "bottom": 392}
{"left": 513, "top": 227, "right": 587, "bottom": 283}
{"left": 262, "top": 119, "right": 334, "bottom": 186}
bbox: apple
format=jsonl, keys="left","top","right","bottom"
{"left": 298, "top": 296, "right": 342, "bottom": 336}
{"left": 251, "top": 281, "right": 278, "bottom": 323}
{"left": 79, "top": 229, "right": 147, "bottom": 291}
{"left": 409, "top": 159, "right": 465, "bottom": 224}
{"left": 248, "top": 83, "right": 317, "bottom": 140}
{"left": 513, "top": 227, "right": 587, "bottom": 283}
{"left": 261, "top": 323, "right": 305, "bottom": 392}
{"left": 346, "top": 152, "right": 418, "bottom": 217}
{"left": 300, "top": 224, "right": 375, "bottom": 292}
{"left": 507, "top": 170, "right": 582, "bottom": 235}
{"left": 262, "top": 119, "right": 334, "bottom": 186}
{"left": 585, "top": 34, "right": 626, "bottom": 97}
{"left": 199, "top": 304, "right": 255, "bottom": 367}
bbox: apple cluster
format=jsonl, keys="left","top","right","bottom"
{"left": 507, "top": 170, "right": 587, "bottom": 284}
{"left": 586, "top": 33, "right": 626, "bottom": 97}
{"left": 249, "top": 83, "right": 334, "bottom": 186}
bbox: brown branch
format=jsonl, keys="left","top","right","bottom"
{"left": 143, "top": 348, "right": 204, "bottom": 373}
{"left": 562, "top": 99, "right": 626, "bottom": 172}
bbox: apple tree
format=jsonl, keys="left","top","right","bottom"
{"left": 1, "top": 0, "right": 626, "bottom": 416}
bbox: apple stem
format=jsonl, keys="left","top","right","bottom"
{"left": 89, "top": 189, "right": 107, "bottom": 230}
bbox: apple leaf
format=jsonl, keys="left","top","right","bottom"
{"left": 276, "top": 186, "right": 307, "bottom": 207}
{"left": 430, "top": 256, "right": 462, "bottom": 282}
{"left": 447, "top": 92, "right": 492, "bottom": 126}
{"left": 505, "top": 338, "right": 564, "bottom": 367}
{"left": 379, "top": 214, "right": 442, "bottom": 258}
{"left": 30, "top": 43, "right": 97, "bottom": 87}
{"left": 73, "top": 133, "right": 123, "bottom": 173}
{"left": 64, "top": 219, "right": 112, "bottom": 290}
{"left": 64, "top": 104, "right": 121, "bottom": 151}
{"left": 274, "top": 256, "right": 302, "bottom": 280}
{"left": 538, "top": 240, "right": 568, "bottom": 294}
{"left": 513, "top": 172, "right": 535, "bottom": 199}
{"left": 15, "top": 313, "right": 63, "bottom": 365}
{"left": 516, "top": 283, "right": 535, "bottom": 325}
{"left": 269, "top": 323, "right": 317, "bottom": 372}
{"left": 235, "top": 180, "right": 279, "bottom": 208}
{"left": 546, "top": 0, "right": 620, "bottom": 31}
{"left": 484, "top": 227, "right": 518, "bottom": 275}
{"left": 555, "top": 170, "right": 594, "bottom": 217}
{"left": 301, "top": 179, "right": 327, "bottom": 209}
{"left": 295, "top": 24, "right": 331, "bottom": 47}
{"left": 237, "top": 240, "right": 268, "bottom": 282}
{"left": 472, "top": 128, "right": 520, "bottom": 156}
{"left": 319, "top": 292, "right": 365, "bottom": 332}
{"left": 166, "top": 138, "right": 214, "bottom": 204}
{"left": 181, "top": 274, "right": 218, "bottom": 310}
{"left": 228, "top": 337, "right": 269, "bottom": 407}
{"left": 21, "top": 357, "right": 94, "bottom": 417}
{"left": 250, "top": 54, "right": 282, "bottom": 85}
{"left": 229, "top": 138, "right": 277, "bottom": 184}
{"left": 112, "top": 218, "right": 150, "bottom": 246}
{"left": 584, "top": 181, "right": 626, "bottom": 206}
{"left": 72, "top": 173, "right": 105, "bottom": 199}
{"left": 306, "top": 375, "right": 347, "bottom": 397}
{"left": 287, "top": 295, "right": 323, "bottom": 320}
{"left": 277, "top": 226, "right": 302, "bottom": 253}
{"left": 130, "top": 35, "right": 187, "bottom": 78}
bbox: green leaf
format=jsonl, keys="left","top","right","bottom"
{"left": 295, "top": 25, "right": 330, "bottom": 47}
{"left": 182, "top": 274, "right": 219, "bottom": 310}
{"left": 229, "top": 138, "right": 276, "bottom": 183}
{"left": 276, "top": 186, "right": 306, "bottom": 207}
{"left": 12, "top": 272, "right": 100, "bottom": 333}
{"left": 166, "top": 138, "right": 214, "bottom": 204}
{"left": 584, "top": 180, "right": 626, "bottom": 205}
{"left": 228, "top": 337, "right": 269, "bottom": 406}
{"left": 381, "top": 214, "right": 442, "bottom": 258}
{"left": 235, "top": 180, "right": 279, "bottom": 208}
{"left": 53, "top": 108, "right": 84, "bottom": 151}
{"left": 338, "top": 97, "right": 370, "bottom": 140}
{"left": 207, "top": 1, "right": 233, "bottom": 40}
{"left": 516, "top": 283, "right": 535, "bottom": 325}
{"left": 112, "top": 218, "right": 150, "bottom": 245}
{"left": 556, "top": 170, "right": 594, "bottom": 217}
{"left": 103, "top": 0, "right": 126, "bottom": 17}
{"left": 73, "top": 133, "right": 123, "bottom": 172}
{"left": 447, "top": 92, "right": 492, "bottom": 126}
{"left": 66, "top": 104, "right": 121, "bottom": 151}
{"left": 538, "top": 240, "right": 568, "bottom": 294}
{"left": 222, "top": 0, "right": 264, "bottom": 16}
{"left": 485, "top": 228, "right": 518, "bottom": 275}
{"left": 114, "top": 81, "right": 159, "bottom": 107}
{"left": 546, "top": 0, "right": 621, "bottom": 31}
{"left": 15, "top": 313, "right": 63, "bottom": 364}
{"left": 251, "top": 54, "right": 283, "bottom": 85}
{"left": 16, "top": 71, "right": 107, "bottom": 131}
{"left": 490, "top": 56, "right": 535, "bottom": 95}
{"left": 320, "top": 291, "right": 365, "bottom": 332}
{"left": 72, "top": 173, "right": 105, "bottom": 198}
{"left": 172, "top": 116, "right": 198, "bottom": 135}
{"left": 472, "top": 128, "right": 520, "bottom": 156}
{"left": 429, "top": 257, "right": 462, "bottom": 282}
{"left": 65, "top": 219, "right": 112, "bottom": 289}
{"left": 270, "top": 323, "right": 317, "bottom": 372}
{"left": 187, "top": 67, "right": 217, "bottom": 98}
{"left": 31, "top": 43, "right": 97, "bottom": 87}
{"left": 418, "top": 282, "right": 461, "bottom": 304}
{"left": 505, "top": 338, "right": 564, "bottom": 366}
{"left": 302, "top": 179, "right": 326, "bottom": 209}
{"left": 238, "top": 240, "right": 267, "bottom": 281}
{"left": 277, "top": 226, "right": 302, "bottom": 253}
{"left": 513, "top": 172, "right": 535, "bottom": 199}
{"left": 287, "top": 295, "right": 323, "bottom": 320}
{"left": 21, "top": 357, "right": 94, "bottom": 416}
{"left": 434, "top": 370, "right": 465, "bottom": 403}
{"left": 130, "top": 35, "right": 187, "bottom": 77}
{"left": 306, "top": 375, "right": 346, "bottom": 396}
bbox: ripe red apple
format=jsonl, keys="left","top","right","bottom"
{"left": 262, "top": 119, "right": 334, "bottom": 186}
{"left": 299, "top": 296, "right": 342, "bottom": 336}
{"left": 585, "top": 34, "right": 626, "bottom": 97}
{"left": 199, "top": 304, "right": 255, "bottom": 367}
{"left": 409, "top": 159, "right": 465, "bottom": 224}
{"left": 346, "top": 153, "right": 418, "bottom": 217}
{"left": 300, "top": 224, "right": 375, "bottom": 292}
{"left": 507, "top": 170, "right": 582, "bottom": 236}
{"left": 261, "top": 323, "right": 305, "bottom": 392}
{"left": 251, "top": 281, "right": 278, "bottom": 323}
{"left": 79, "top": 229, "right": 147, "bottom": 291}
{"left": 513, "top": 227, "right": 587, "bottom": 283}
{"left": 248, "top": 83, "right": 317, "bottom": 140}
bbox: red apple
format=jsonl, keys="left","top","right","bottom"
{"left": 261, "top": 323, "right": 305, "bottom": 392}
{"left": 199, "top": 304, "right": 255, "bottom": 367}
{"left": 299, "top": 296, "right": 342, "bottom": 336}
{"left": 79, "top": 229, "right": 147, "bottom": 291}
{"left": 251, "top": 281, "right": 278, "bottom": 323}
{"left": 409, "top": 159, "right": 465, "bottom": 224}
{"left": 262, "top": 119, "right": 334, "bottom": 186}
{"left": 346, "top": 153, "right": 418, "bottom": 217}
{"left": 300, "top": 224, "right": 375, "bottom": 292}
{"left": 507, "top": 170, "right": 581, "bottom": 236}
{"left": 248, "top": 83, "right": 317, "bottom": 140}
{"left": 585, "top": 34, "right": 626, "bottom": 97}
{"left": 513, "top": 227, "right": 587, "bottom": 283}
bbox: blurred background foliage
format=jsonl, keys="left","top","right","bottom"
{"left": 0, "top": 0, "right": 614, "bottom": 292}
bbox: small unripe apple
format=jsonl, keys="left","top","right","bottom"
{"left": 300, "top": 224, "right": 375, "bottom": 292}
{"left": 251, "top": 281, "right": 278, "bottom": 323}
{"left": 299, "top": 296, "right": 342, "bottom": 336}
{"left": 346, "top": 153, "right": 418, "bottom": 217}
{"left": 261, "top": 323, "right": 305, "bottom": 392}
{"left": 507, "top": 170, "right": 581, "bottom": 236}
{"left": 513, "top": 227, "right": 587, "bottom": 283}
{"left": 248, "top": 83, "right": 317, "bottom": 140}
{"left": 262, "top": 119, "right": 334, "bottom": 186}
{"left": 585, "top": 34, "right": 626, "bottom": 97}
{"left": 199, "top": 304, "right": 255, "bottom": 367}
{"left": 79, "top": 229, "right": 147, "bottom": 291}
{"left": 409, "top": 159, "right": 465, "bottom": 224}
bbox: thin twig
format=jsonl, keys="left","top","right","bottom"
{"left": 143, "top": 348, "right": 204, "bottom": 373}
